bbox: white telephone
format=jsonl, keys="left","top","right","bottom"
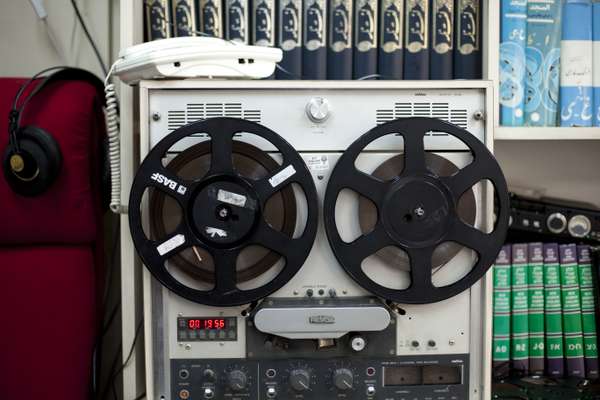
{"left": 111, "top": 36, "right": 282, "bottom": 84}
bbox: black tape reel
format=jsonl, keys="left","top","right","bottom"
{"left": 324, "top": 117, "right": 510, "bottom": 304}
{"left": 129, "top": 118, "right": 319, "bottom": 306}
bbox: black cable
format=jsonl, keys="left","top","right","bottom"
{"left": 70, "top": 0, "right": 108, "bottom": 75}
{"left": 100, "top": 319, "right": 144, "bottom": 400}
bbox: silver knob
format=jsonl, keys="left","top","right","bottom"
{"left": 366, "top": 385, "right": 376, "bottom": 396}
{"left": 350, "top": 335, "right": 367, "bottom": 352}
{"left": 203, "top": 387, "right": 214, "bottom": 399}
{"left": 305, "top": 97, "right": 331, "bottom": 123}
{"left": 266, "top": 386, "right": 277, "bottom": 398}
{"left": 568, "top": 215, "right": 592, "bottom": 238}
{"left": 547, "top": 213, "right": 567, "bottom": 234}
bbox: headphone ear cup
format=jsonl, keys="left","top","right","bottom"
{"left": 3, "top": 126, "right": 62, "bottom": 196}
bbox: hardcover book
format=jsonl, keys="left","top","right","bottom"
{"left": 276, "top": 0, "right": 303, "bottom": 79}
{"left": 430, "top": 0, "right": 454, "bottom": 79}
{"left": 403, "top": 0, "right": 429, "bottom": 79}
{"left": 559, "top": 243, "right": 585, "bottom": 378}
{"left": 303, "top": 0, "right": 327, "bottom": 79}
{"left": 172, "top": 0, "right": 197, "bottom": 36}
{"left": 493, "top": 245, "right": 512, "bottom": 378}
{"left": 328, "top": 0, "right": 353, "bottom": 79}
{"left": 252, "top": 0, "right": 276, "bottom": 46}
{"left": 560, "top": 0, "right": 594, "bottom": 127}
{"left": 196, "top": 0, "right": 223, "bottom": 37}
{"left": 577, "top": 245, "right": 599, "bottom": 378}
{"left": 353, "top": 0, "right": 378, "bottom": 79}
{"left": 524, "top": 0, "right": 562, "bottom": 126}
{"left": 146, "top": 0, "right": 171, "bottom": 40}
{"left": 454, "top": 0, "right": 482, "bottom": 79}
{"left": 528, "top": 242, "right": 545, "bottom": 375}
{"left": 511, "top": 243, "right": 529, "bottom": 375}
{"left": 378, "top": 0, "right": 403, "bottom": 79}
{"left": 499, "top": 0, "right": 528, "bottom": 126}
{"left": 544, "top": 243, "right": 564, "bottom": 377}
{"left": 225, "top": 0, "right": 250, "bottom": 43}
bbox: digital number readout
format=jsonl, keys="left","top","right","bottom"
{"left": 187, "top": 318, "right": 227, "bottom": 330}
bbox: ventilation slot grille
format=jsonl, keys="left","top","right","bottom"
{"left": 166, "top": 103, "right": 262, "bottom": 133}
{"left": 375, "top": 102, "right": 469, "bottom": 131}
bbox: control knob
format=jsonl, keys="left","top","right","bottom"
{"left": 568, "top": 215, "right": 592, "bottom": 238}
{"left": 289, "top": 369, "right": 311, "bottom": 392}
{"left": 333, "top": 368, "right": 354, "bottom": 390}
{"left": 305, "top": 97, "right": 331, "bottom": 123}
{"left": 227, "top": 369, "right": 248, "bottom": 391}
{"left": 547, "top": 212, "right": 567, "bottom": 234}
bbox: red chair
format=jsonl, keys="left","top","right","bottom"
{"left": 0, "top": 77, "right": 106, "bottom": 400}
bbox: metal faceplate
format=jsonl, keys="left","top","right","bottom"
{"left": 141, "top": 81, "right": 493, "bottom": 400}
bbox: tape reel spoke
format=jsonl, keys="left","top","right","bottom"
{"left": 447, "top": 219, "right": 490, "bottom": 256}
{"left": 143, "top": 165, "right": 193, "bottom": 207}
{"left": 407, "top": 247, "right": 434, "bottom": 290}
{"left": 207, "top": 127, "right": 235, "bottom": 175}
{"left": 251, "top": 219, "right": 294, "bottom": 253}
{"left": 211, "top": 248, "right": 241, "bottom": 293}
{"left": 400, "top": 131, "right": 427, "bottom": 174}
{"left": 253, "top": 164, "right": 295, "bottom": 204}
{"left": 344, "top": 226, "right": 394, "bottom": 263}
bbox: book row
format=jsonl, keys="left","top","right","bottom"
{"left": 144, "top": 0, "right": 483, "bottom": 80}
{"left": 492, "top": 243, "right": 599, "bottom": 379}
{"left": 500, "top": 0, "right": 600, "bottom": 127}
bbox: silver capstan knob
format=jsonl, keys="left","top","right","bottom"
{"left": 333, "top": 368, "right": 354, "bottom": 390}
{"left": 227, "top": 369, "right": 248, "bottom": 391}
{"left": 305, "top": 97, "right": 331, "bottom": 123}
{"left": 289, "top": 369, "right": 311, "bottom": 392}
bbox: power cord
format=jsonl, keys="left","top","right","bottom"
{"left": 70, "top": 0, "right": 108, "bottom": 75}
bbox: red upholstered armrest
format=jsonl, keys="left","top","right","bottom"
{"left": 0, "top": 78, "right": 105, "bottom": 244}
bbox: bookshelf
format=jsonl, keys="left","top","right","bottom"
{"left": 118, "top": 1, "right": 600, "bottom": 399}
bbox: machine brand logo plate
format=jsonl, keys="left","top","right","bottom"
{"left": 308, "top": 315, "right": 336, "bottom": 324}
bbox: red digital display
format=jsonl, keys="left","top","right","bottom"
{"left": 187, "top": 318, "right": 227, "bottom": 330}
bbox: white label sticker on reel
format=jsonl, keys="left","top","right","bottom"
{"left": 156, "top": 234, "right": 186, "bottom": 256}
{"left": 269, "top": 165, "right": 296, "bottom": 187}
{"left": 217, "top": 189, "right": 247, "bottom": 207}
{"left": 306, "top": 155, "right": 329, "bottom": 171}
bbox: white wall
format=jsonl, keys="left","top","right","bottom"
{"left": 0, "top": 0, "right": 117, "bottom": 78}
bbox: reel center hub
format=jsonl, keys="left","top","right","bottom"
{"left": 191, "top": 178, "right": 259, "bottom": 246}
{"left": 383, "top": 176, "right": 452, "bottom": 246}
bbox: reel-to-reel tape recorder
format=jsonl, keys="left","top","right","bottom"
{"left": 130, "top": 81, "right": 509, "bottom": 400}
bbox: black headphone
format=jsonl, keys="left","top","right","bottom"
{"left": 4, "top": 66, "right": 105, "bottom": 197}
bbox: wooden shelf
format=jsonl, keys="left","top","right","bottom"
{"left": 495, "top": 127, "right": 600, "bottom": 141}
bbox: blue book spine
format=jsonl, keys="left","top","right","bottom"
{"left": 354, "top": 0, "right": 378, "bottom": 79}
{"left": 595, "top": 3, "right": 600, "bottom": 126}
{"left": 404, "top": 0, "right": 429, "bottom": 79}
{"left": 328, "top": 0, "right": 353, "bottom": 79}
{"left": 454, "top": 0, "right": 482, "bottom": 79}
{"left": 499, "top": 0, "right": 528, "bottom": 126}
{"left": 146, "top": 0, "right": 171, "bottom": 40}
{"left": 226, "top": 0, "right": 250, "bottom": 43}
{"left": 524, "top": 0, "right": 562, "bottom": 126}
{"left": 303, "top": 0, "right": 327, "bottom": 79}
{"left": 196, "top": 0, "right": 223, "bottom": 37}
{"left": 172, "top": 0, "right": 197, "bottom": 36}
{"left": 560, "top": 0, "right": 594, "bottom": 127}
{"left": 430, "top": 0, "right": 454, "bottom": 80}
{"left": 253, "top": 0, "right": 276, "bottom": 46}
{"left": 277, "top": 0, "right": 303, "bottom": 79}
{"left": 378, "top": 0, "right": 403, "bottom": 79}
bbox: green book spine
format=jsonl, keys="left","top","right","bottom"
{"left": 511, "top": 243, "right": 529, "bottom": 374}
{"left": 493, "top": 245, "right": 512, "bottom": 378}
{"left": 577, "top": 245, "right": 599, "bottom": 379}
{"left": 544, "top": 243, "right": 564, "bottom": 377}
{"left": 559, "top": 243, "right": 585, "bottom": 377}
{"left": 528, "top": 242, "right": 545, "bottom": 375}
